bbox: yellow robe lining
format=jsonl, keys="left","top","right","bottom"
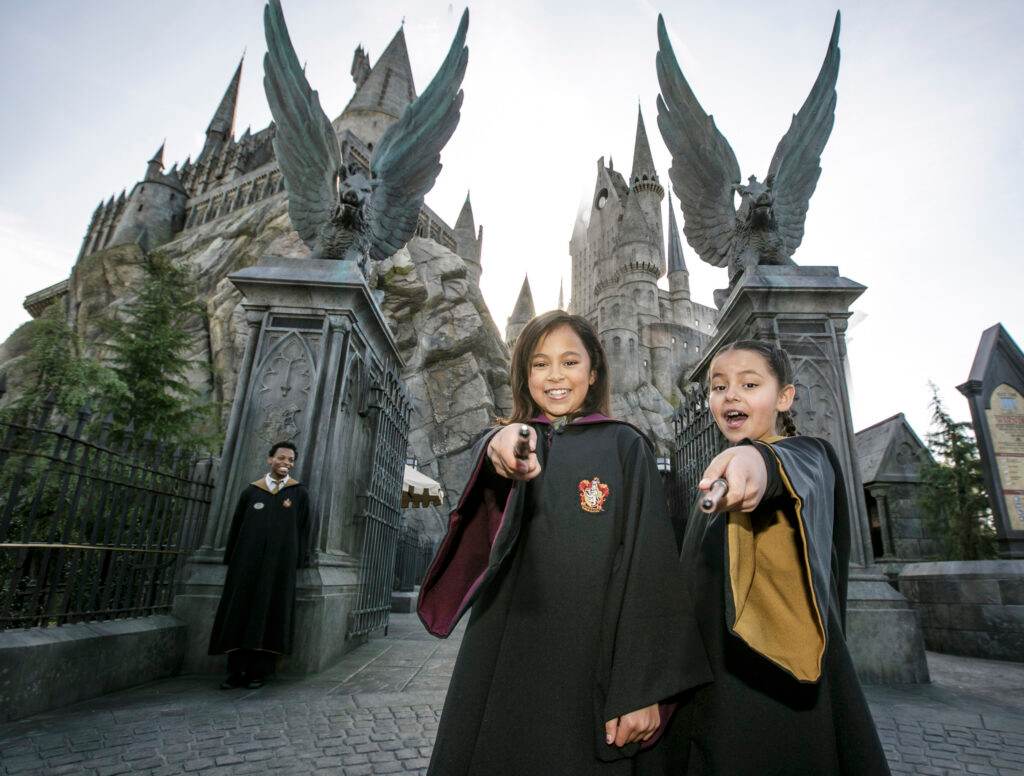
{"left": 726, "top": 439, "right": 826, "bottom": 682}
{"left": 251, "top": 476, "right": 300, "bottom": 493}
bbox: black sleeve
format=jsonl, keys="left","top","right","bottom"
{"left": 596, "top": 434, "right": 712, "bottom": 761}
{"left": 738, "top": 437, "right": 785, "bottom": 502}
{"left": 223, "top": 491, "right": 248, "bottom": 565}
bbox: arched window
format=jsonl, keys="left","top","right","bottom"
{"left": 613, "top": 336, "right": 622, "bottom": 353}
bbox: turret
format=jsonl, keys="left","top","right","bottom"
{"left": 109, "top": 142, "right": 187, "bottom": 250}
{"left": 505, "top": 276, "right": 536, "bottom": 351}
{"left": 334, "top": 27, "right": 416, "bottom": 148}
{"left": 199, "top": 56, "right": 243, "bottom": 163}
{"left": 145, "top": 141, "right": 165, "bottom": 181}
{"left": 454, "top": 192, "right": 483, "bottom": 286}
{"left": 666, "top": 191, "right": 692, "bottom": 325}
{"left": 628, "top": 106, "right": 665, "bottom": 274}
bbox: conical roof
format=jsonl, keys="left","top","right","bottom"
{"left": 207, "top": 56, "right": 243, "bottom": 137}
{"left": 342, "top": 27, "right": 417, "bottom": 122}
{"left": 615, "top": 191, "right": 655, "bottom": 248}
{"left": 667, "top": 192, "right": 687, "bottom": 273}
{"left": 148, "top": 141, "right": 165, "bottom": 167}
{"left": 455, "top": 192, "right": 475, "bottom": 233}
{"left": 509, "top": 276, "right": 536, "bottom": 323}
{"left": 630, "top": 106, "right": 657, "bottom": 185}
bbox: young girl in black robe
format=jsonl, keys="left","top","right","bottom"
{"left": 639, "top": 340, "right": 890, "bottom": 776}
{"left": 418, "top": 311, "right": 710, "bottom": 775}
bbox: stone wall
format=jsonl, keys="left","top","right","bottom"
{"left": 0, "top": 615, "right": 185, "bottom": 724}
{"left": 899, "top": 560, "right": 1024, "bottom": 662}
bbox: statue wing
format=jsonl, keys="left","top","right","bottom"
{"left": 365, "top": 9, "right": 469, "bottom": 262}
{"left": 765, "top": 11, "right": 841, "bottom": 259}
{"left": 262, "top": 0, "right": 341, "bottom": 250}
{"left": 655, "top": 15, "right": 740, "bottom": 269}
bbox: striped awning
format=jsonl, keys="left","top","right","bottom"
{"left": 402, "top": 465, "right": 444, "bottom": 508}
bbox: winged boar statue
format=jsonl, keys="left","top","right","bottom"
{"left": 656, "top": 12, "right": 840, "bottom": 307}
{"left": 263, "top": 0, "right": 468, "bottom": 274}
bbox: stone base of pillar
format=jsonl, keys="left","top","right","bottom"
{"left": 845, "top": 568, "right": 930, "bottom": 684}
{"left": 172, "top": 554, "right": 367, "bottom": 675}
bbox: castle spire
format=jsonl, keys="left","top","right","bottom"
{"left": 455, "top": 191, "right": 475, "bottom": 234}
{"left": 630, "top": 106, "right": 657, "bottom": 186}
{"left": 200, "top": 55, "right": 243, "bottom": 161}
{"left": 666, "top": 191, "right": 686, "bottom": 274}
{"left": 505, "top": 275, "right": 536, "bottom": 349}
{"left": 145, "top": 141, "right": 166, "bottom": 181}
{"left": 558, "top": 277, "right": 564, "bottom": 311}
{"left": 337, "top": 26, "right": 417, "bottom": 145}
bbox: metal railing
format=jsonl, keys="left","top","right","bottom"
{"left": 669, "top": 384, "right": 727, "bottom": 518}
{"left": 393, "top": 528, "right": 436, "bottom": 593}
{"left": 347, "top": 359, "right": 412, "bottom": 639}
{"left": 0, "top": 396, "right": 214, "bottom": 629}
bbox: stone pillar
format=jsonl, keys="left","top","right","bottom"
{"left": 689, "top": 265, "right": 930, "bottom": 684}
{"left": 173, "top": 256, "right": 404, "bottom": 674}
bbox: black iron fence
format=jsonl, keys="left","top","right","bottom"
{"left": 669, "top": 384, "right": 727, "bottom": 521}
{"left": 348, "top": 359, "right": 412, "bottom": 639}
{"left": 0, "top": 395, "right": 214, "bottom": 629}
{"left": 393, "top": 528, "right": 436, "bottom": 593}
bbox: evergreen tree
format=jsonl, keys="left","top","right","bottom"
{"left": 919, "top": 383, "right": 996, "bottom": 560}
{"left": 103, "top": 252, "right": 216, "bottom": 448}
{"left": 8, "top": 303, "right": 125, "bottom": 417}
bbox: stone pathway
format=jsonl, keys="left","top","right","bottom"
{"left": 0, "top": 614, "right": 1021, "bottom": 775}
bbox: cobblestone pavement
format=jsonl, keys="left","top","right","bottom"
{"left": 1, "top": 614, "right": 1022, "bottom": 775}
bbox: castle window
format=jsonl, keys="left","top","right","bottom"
{"left": 613, "top": 336, "right": 621, "bottom": 353}
{"left": 629, "top": 339, "right": 635, "bottom": 353}
{"left": 684, "top": 341, "right": 688, "bottom": 349}
{"left": 137, "top": 204, "right": 143, "bottom": 212}
{"left": 672, "top": 337, "right": 676, "bottom": 344}
{"left": 612, "top": 303, "right": 620, "bottom": 321}
{"left": 696, "top": 346, "right": 700, "bottom": 354}
{"left": 643, "top": 359, "right": 648, "bottom": 367}
{"left": 595, "top": 188, "right": 609, "bottom": 210}
{"left": 140, "top": 186, "right": 145, "bottom": 193}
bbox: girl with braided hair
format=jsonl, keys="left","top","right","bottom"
{"left": 638, "top": 339, "right": 890, "bottom": 775}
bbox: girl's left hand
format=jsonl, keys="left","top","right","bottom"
{"left": 698, "top": 445, "right": 767, "bottom": 512}
{"left": 604, "top": 703, "right": 660, "bottom": 747}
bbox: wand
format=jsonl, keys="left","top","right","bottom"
{"left": 700, "top": 478, "right": 729, "bottom": 513}
{"left": 513, "top": 424, "right": 532, "bottom": 460}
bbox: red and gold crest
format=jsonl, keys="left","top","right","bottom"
{"left": 578, "top": 477, "right": 610, "bottom": 513}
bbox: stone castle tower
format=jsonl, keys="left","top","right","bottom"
{"left": 27, "top": 30, "right": 480, "bottom": 319}
{"left": 569, "top": 107, "right": 716, "bottom": 423}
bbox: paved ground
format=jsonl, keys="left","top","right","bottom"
{"left": 1, "top": 613, "right": 1022, "bottom": 775}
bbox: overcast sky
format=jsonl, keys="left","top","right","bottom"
{"left": 1, "top": 0, "right": 1022, "bottom": 440}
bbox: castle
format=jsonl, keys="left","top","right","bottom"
{"left": 24, "top": 27, "right": 484, "bottom": 318}
{"left": 505, "top": 108, "right": 716, "bottom": 407}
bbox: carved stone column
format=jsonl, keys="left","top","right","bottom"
{"left": 689, "top": 265, "right": 929, "bottom": 683}
{"left": 173, "top": 257, "right": 404, "bottom": 674}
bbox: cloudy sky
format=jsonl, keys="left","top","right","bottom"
{"left": 1, "top": 0, "right": 1022, "bottom": 439}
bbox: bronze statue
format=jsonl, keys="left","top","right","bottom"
{"left": 262, "top": 0, "right": 468, "bottom": 273}
{"left": 656, "top": 12, "right": 840, "bottom": 307}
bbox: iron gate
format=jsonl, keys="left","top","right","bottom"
{"left": 347, "top": 358, "right": 411, "bottom": 639}
{"left": 670, "top": 383, "right": 727, "bottom": 518}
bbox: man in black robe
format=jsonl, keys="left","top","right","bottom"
{"left": 208, "top": 441, "right": 310, "bottom": 689}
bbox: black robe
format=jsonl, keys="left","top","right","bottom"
{"left": 418, "top": 415, "right": 711, "bottom": 776}
{"left": 637, "top": 436, "right": 890, "bottom": 776}
{"left": 208, "top": 477, "right": 310, "bottom": 656}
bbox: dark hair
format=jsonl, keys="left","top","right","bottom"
{"left": 505, "top": 311, "right": 612, "bottom": 423}
{"left": 268, "top": 441, "right": 298, "bottom": 458}
{"left": 709, "top": 339, "right": 799, "bottom": 437}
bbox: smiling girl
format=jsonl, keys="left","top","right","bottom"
{"left": 418, "top": 311, "right": 709, "bottom": 775}
{"left": 640, "top": 339, "right": 890, "bottom": 775}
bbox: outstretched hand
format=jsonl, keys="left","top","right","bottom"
{"left": 698, "top": 445, "right": 768, "bottom": 513}
{"left": 605, "top": 704, "right": 660, "bottom": 747}
{"left": 486, "top": 424, "right": 541, "bottom": 481}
